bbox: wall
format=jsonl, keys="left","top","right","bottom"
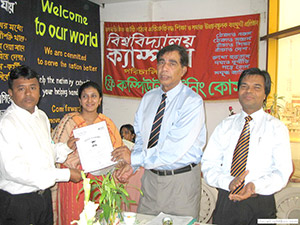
{"left": 99, "top": 0, "right": 268, "bottom": 138}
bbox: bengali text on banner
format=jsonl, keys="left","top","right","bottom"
{"left": 103, "top": 14, "right": 259, "bottom": 100}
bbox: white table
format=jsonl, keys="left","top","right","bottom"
{"left": 136, "top": 213, "right": 211, "bottom": 225}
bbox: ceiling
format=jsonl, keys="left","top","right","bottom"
{"left": 89, "top": 0, "right": 148, "bottom": 5}
{"left": 90, "top": 0, "right": 175, "bottom": 6}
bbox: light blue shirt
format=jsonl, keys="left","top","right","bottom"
{"left": 131, "top": 81, "right": 207, "bottom": 170}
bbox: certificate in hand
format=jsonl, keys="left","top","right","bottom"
{"left": 73, "top": 121, "right": 116, "bottom": 175}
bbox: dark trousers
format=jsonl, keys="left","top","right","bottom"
{"left": 0, "top": 189, "right": 53, "bottom": 225}
{"left": 213, "top": 189, "right": 276, "bottom": 225}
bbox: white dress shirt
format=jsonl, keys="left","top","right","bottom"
{"left": 0, "top": 102, "right": 72, "bottom": 194}
{"left": 131, "top": 81, "right": 207, "bottom": 170}
{"left": 201, "top": 108, "right": 293, "bottom": 195}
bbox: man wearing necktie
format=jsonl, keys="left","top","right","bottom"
{"left": 112, "top": 44, "right": 206, "bottom": 219}
{"left": 201, "top": 68, "right": 293, "bottom": 225}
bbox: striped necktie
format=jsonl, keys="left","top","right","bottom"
{"left": 230, "top": 115, "right": 252, "bottom": 194}
{"left": 147, "top": 93, "right": 167, "bottom": 148}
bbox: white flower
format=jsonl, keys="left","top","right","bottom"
{"left": 71, "top": 201, "right": 100, "bottom": 225}
{"left": 71, "top": 172, "right": 101, "bottom": 225}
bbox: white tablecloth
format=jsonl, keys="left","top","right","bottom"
{"left": 135, "top": 212, "right": 211, "bottom": 225}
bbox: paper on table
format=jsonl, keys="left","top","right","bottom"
{"left": 145, "top": 212, "right": 193, "bottom": 225}
{"left": 73, "top": 121, "right": 116, "bottom": 175}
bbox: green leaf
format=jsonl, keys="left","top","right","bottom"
{"left": 102, "top": 204, "right": 111, "bottom": 221}
{"left": 118, "top": 186, "right": 129, "bottom": 196}
{"left": 76, "top": 187, "right": 84, "bottom": 200}
{"left": 115, "top": 194, "right": 121, "bottom": 208}
{"left": 99, "top": 191, "right": 106, "bottom": 204}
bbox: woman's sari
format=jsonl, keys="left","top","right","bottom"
{"left": 51, "top": 112, "right": 122, "bottom": 225}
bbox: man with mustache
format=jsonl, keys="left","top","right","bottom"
{"left": 0, "top": 65, "right": 82, "bottom": 225}
{"left": 201, "top": 68, "right": 293, "bottom": 225}
{"left": 112, "top": 44, "right": 206, "bottom": 219}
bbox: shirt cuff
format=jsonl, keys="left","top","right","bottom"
{"left": 56, "top": 143, "right": 73, "bottom": 163}
{"left": 54, "top": 168, "right": 71, "bottom": 182}
{"left": 131, "top": 150, "right": 144, "bottom": 168}
{"left": 62, "top": 143, "right": 73, "bottom": 154}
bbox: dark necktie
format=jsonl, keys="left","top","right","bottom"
{"left": 147, "top": 93, "right": 167, "bottom": 148}
{"left": 230, "top": 115, "right": 252, "bottom": 194}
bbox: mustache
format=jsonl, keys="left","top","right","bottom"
{"left": 23, "top": 96, "right": 35, "bottom": 101}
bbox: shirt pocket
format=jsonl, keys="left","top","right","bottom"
{"left": 249, "top": 134, "right": 274, "bottom": 172}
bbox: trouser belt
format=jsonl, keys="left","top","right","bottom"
{"left": 150, "top": 163, "right": 197, "bottom": 176}
{"left": 0, "top": 188, "right": 48, "bottom": 196}
{"left": 36, "top": 190, "right": 46, "bottom": 195}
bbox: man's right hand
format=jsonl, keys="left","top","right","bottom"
{"left": 111, "top": 146, "right": 131, "bottom": 164}
{"left": 229, "top": 182, "right": 255, "bottom": 201}
{"left": 69, "top": 168, "right": 82, "bottom": 183}
{"left": 229, "top": 170, "right": 249, "bottom": 192}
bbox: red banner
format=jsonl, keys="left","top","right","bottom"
{"left": 103, "top": 14, "right": 259, "bottom": 100}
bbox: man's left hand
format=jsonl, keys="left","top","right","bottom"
{"left": 228, "top": 182, "right": 255, "bottom": 201}
{"left": 114, "top": 163, "right": 133, "bottom": 183}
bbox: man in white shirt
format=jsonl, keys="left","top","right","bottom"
{"left": 201, "top": 68, "right": 293, "bottom": 225}
{"left": 0, "top": 65, "right": 82, "bottom": 225}
{"left": 112, "top": 45, "right": 206, "bottom": 219}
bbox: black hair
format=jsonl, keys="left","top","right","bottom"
{"left": 238, "top": 67, "right": 271, "bottom": 99}
{"left": 156, "top": 44, "right": 189, "bottom": 67}
{"left": 8, "top": 65, "right": 39, "bottom": 89}
{"left": 78, "top": 81, "right": 102, "bottom": 98}
{"left": 120, "top": 124, "right": 135, "bottom": 142}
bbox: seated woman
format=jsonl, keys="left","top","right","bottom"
{"left": 51, "top": 81, "right": 123, "bottom": 225}
{"left": 119, "top": 124, "right": 144, "bottom": 213}
{"left": 120, "top": 124, "right": 136, "bottom": 150}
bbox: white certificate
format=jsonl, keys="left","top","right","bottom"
{"left": 73, "top": 121, "right": 116, "bottom": 175}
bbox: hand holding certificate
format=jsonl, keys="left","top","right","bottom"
{"left": 73, "top": 121, "right": 116, "bottom": 176}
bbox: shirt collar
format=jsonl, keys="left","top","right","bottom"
{"left": 11, "top": 101, "right": 39, "bottom": 118}
{"left": 160, "top": 81, "right": 183, "bottom": 102}
{"left": 241, "top": 108, "right": 264, "bottom": 123}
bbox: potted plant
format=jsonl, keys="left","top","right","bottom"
{"left": 91, "top": 172, "right": 135, "bottom": 225}
{"left": 72, "top": 171, "right": 138, "bottom": 225}
{"left": 264, "top": 93, "right": 285, "bottom": 119}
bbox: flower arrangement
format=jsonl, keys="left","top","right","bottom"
{"left": 71, "top": 171, "right": 136, "bottom": 225}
